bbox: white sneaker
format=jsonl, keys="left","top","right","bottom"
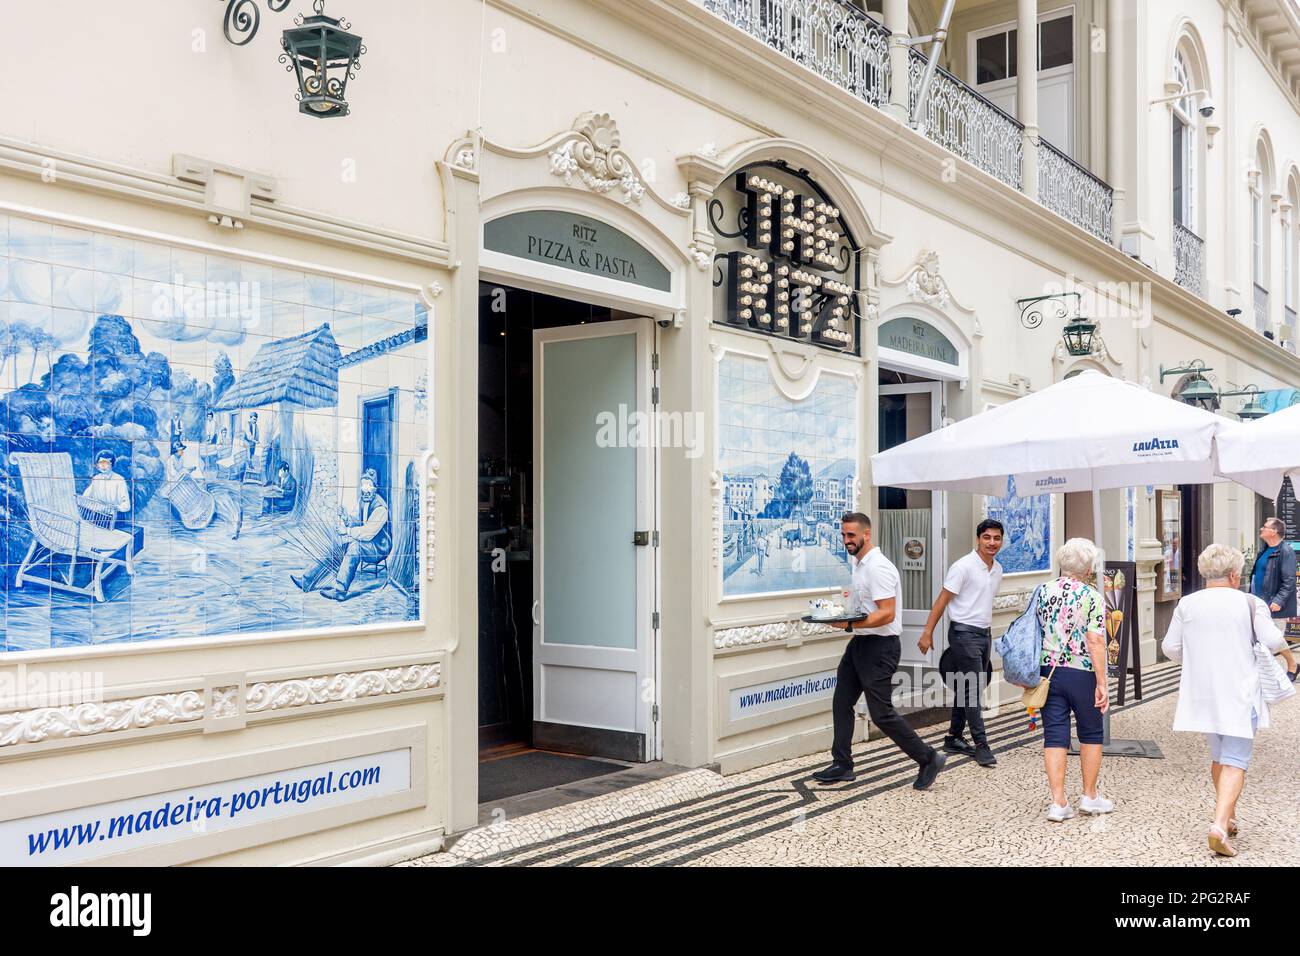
{"left": 1046, "top": 802, "right": 1075, "bottom": 822}
{"left": 1079, "top": 794, "right": 1114, "bottom": 815}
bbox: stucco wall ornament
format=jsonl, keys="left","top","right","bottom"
{"left": 904, "top": 251, "right": 951, "bottom": 309}
{"left": 0, "top": 691, "right": 206, "bottom": 747}
{"left": 714, "top": 619, "right": 839, "bottom": 650}
{"left": 245, "top": 663, "right": 441, "bottom": 714}
{"left": 548, "top": 113, "right": 647, "bottom": 204}
{"left": 688, "top": 240, "right": 713, "bottom": 270}
{"left": 710, "top": 471, "right": 724, "bottom": 567}
{"left": 453, "top": 147, "right": 476, "bottom": 171}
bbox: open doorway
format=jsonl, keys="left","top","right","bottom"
{"left": 877, "top": 369, "right": 945, "bottom": 671}
{"left": 477, "top": 282, "right": 658, "bottom": 811}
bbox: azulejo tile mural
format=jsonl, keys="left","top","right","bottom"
{"left": 983, "top": 477, "right": 1052, "bottom": 575}
{"left": 718, "top": 353, "right": 857, "bottom": 597}
{"left": 0, "top": 214, "right": 427, "bottom": 652}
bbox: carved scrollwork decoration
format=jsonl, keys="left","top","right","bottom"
{"left": 222, "top": 0, "right": 291, "bottom": 46}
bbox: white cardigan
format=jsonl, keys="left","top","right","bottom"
{"left": 1161, "top": 588, "right": 1287, "bottom": 738}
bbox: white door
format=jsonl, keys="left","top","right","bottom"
{"left": 970, "top": 12, "right": 1076, "bottom": 157}
{"left": 877, "top": 382, "right": 946, "bottom": 668}
{"left": 533, "top": 319, "right": 656, "bottom": 761}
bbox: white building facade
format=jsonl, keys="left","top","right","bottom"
{"left": 1, "top": 0, "right": 1298, "bottom": 864}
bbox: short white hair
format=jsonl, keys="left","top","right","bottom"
{"left": 1197, "top": 543, "right": 1243, "bottom": 582}
{"left": 1057, "top": 537, "right": 1100, "bottom": 576}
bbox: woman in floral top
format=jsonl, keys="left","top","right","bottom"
{"left": 1034, "top": 538, "right": 1112, "bottom": 823}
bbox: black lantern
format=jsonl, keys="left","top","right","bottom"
{"left": 1159, "top": 360, "right": 1219, "bottom": 412}
{"left": 279, "top": 1, "right": 365, "bottom": 118}
{"left": 1220, "top": 384, "right": 1268, "bottom": 420}
{"left": 1061, "top": 317, "right": 1097, "bottom": 357}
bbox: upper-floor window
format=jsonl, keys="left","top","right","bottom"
{"left": 1252, "top": 143, "right": 1271, "bottom": 292}
{"left": 1285, "top": 176, "right": 1298, "bottom": 314}
{"left": 970, "top": 11, "right": 1075, "bottom": 155}
{"left": 1171, "top": 53, "right": 1198, "bottom": 231}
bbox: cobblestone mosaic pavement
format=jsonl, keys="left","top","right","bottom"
{"left": 405, "top": 658, "right": 1300, "bottom": 867}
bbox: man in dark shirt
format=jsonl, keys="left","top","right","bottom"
{"left": 1251, "top": 517, "right": 1298, "bottom": 681}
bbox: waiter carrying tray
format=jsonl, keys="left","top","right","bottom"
{"left": 813, "top": 512, "right": 947, "bottom": 789}
{"left": 919, "top": 519, "right": 1005, "bottom": 767}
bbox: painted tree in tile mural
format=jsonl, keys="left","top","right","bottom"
{"left": 0, "top": 314, "right": 181, "bottom": 572}
{"left": 762, "top": 452, "right": 814, "bottom": 521}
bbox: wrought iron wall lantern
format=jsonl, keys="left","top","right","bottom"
{"left": 278, "top": 1, "right": 365, "bottom": 118}
{"left": 1219, "top": 384, "right": 1269, "bottom": 420}
{"left": 1158, "top": 360, "right": 1219, "bottom": 411}
{"left": 1017, "top": 291, "right": 1097, "bottom": 357}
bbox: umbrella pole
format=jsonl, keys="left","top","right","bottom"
{"left": 1070, "top": 488, "right": 1163, "bottom": 758}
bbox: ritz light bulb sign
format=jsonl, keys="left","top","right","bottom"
{"left": 710, "top": 163, "right": 860, "bottom": 353}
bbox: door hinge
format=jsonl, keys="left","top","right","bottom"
{"left": 652, "top": 704, "right": 660, "bottom": 723}
{"left": 651, "top": 385, "right": 660, "bottom": 405}
{"left": 652, "top": 530, "right": 660, "bottom": 547}
{"left": 652, "top": 610, "right": 660, "bottom": 629}
{"left": 652, "top": 352, "right": 660, "bottom": 371}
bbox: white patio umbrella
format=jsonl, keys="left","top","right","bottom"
{"left": 1215, "top": 401, "right": 1300, "bottom": 499}
{"left": 870, "top": 370, "right": 1233, "bottom": 758}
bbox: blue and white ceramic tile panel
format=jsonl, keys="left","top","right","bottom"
{"left": 984, "top": 477, "right": 1052, "bottom": 575}
{"left": 718, "top": 353, "right": 857, "bottom": 597}
{"left": 0, "top": 214, "right": 424, "bottom": 652}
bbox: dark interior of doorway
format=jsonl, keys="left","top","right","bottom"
{"left": 477, "top": 281, "right": 638, "bottom": 801}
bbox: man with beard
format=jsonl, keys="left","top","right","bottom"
{"left": 813, "top": 513, "right": 947, "bottom": 789}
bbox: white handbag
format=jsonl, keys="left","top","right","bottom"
{"left": 1245, "top": 594, "right": 1296, "bottom": 705}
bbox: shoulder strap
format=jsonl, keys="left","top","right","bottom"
{"left": 1244, "top": 592, "right": 1260, "bottom": 646}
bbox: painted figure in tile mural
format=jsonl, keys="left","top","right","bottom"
{"left": 291, "top": 469, "right": 392, "bottom": 601}
{"left": 159, "top": 440, "right": 244, "bottom": 538}
{"left": 261, "top": 462, "right": 298, "bottom": 516}
{"left": 82, "top": 450, "right": 132, "bottom": 528}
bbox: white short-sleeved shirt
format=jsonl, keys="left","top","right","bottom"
{"left": 942, "top": 550, "right": 1003, "bottom": 628}
{"left": 849, "top": 547, "right": 902, "bottom": 636}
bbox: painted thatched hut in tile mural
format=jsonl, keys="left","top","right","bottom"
{"left": 212, "top": 323, "right": 343, "bottom": 511}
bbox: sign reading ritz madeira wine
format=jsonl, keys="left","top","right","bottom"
{"left": 711, "top": 163, "right": 860, "bottom": 353}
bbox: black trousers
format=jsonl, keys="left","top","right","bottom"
{"left": 945, "top": 624, "right": 992, "bottom": 746}
{"left": 831, "top": 634, "right": 935, "bottom": 768}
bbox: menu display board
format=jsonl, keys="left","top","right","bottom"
{"left": 1104, "top": 561, "right": 1142, "bottom": 703}
{"left": 1277, "top": 477, "right": 1300, "bottom": 540}
{"left": 1155, "top": 489, "right": 1182, "bottom": 603}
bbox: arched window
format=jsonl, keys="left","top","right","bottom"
{"left": 1285, "top": 173, "right": 1299, "bottom": 351}
{"left": 1168, "top": 37, "right": 1209, "bottom": 297}
{"left": 1251, "top": 139, "right": 1274, "bottom": 334}
{"left": 1171, "top": 52, "right": 1198, "bottom": 230}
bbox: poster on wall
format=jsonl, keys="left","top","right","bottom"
{"left": 0, "top": 215, "right": 427, "bottom": 652}
{"left": 982, "top": 477, "right": 1051, "bottom": 575}
{"left": 1103, "top": 561, "right": 1142, "bottom": 703}
{"left": 900, "top": 536, "right": 926, "bottom": 571}
{"left": 718, "top": 352, "right": 857, "bottom": 598}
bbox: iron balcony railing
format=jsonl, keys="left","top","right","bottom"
{"left": 1172, "top": 220, "right": 1206, "bottom": 298}
{"left": 1038, "top": 139, "right": 1113, "bottom": 244}
{"left": 1285, "top": 305, "right": 1297, "bottom": 353}
{"left": 908, "top": 50, "right": 1022, "bottom": 191}
{"left": 699, "top": 0, "right": 890, "bottom": 109}
{"left": 694, "top": 0, "right": 1121, "bottom": 241}
{"left": 1254, "top": 282, "right": 1271, "bottom": 334}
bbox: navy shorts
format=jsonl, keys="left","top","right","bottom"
{"left": 1040, "top": 665, "right": 1104, "bottom": 748}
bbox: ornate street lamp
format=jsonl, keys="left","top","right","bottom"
{"left": 1159, "top": 360, "right": 1219, "bottom": 412}
{"left": 1017, "top": 291, "right": 1097, "bottom": 357}
{"left": 278, "top": 1, "right": 365, "bottom": 118}
{"left": 1061, "top": 317, "right": 1098, "bottom": 357}
{"left": 1220, "top": 384, "right": 1269, "bottom": 420}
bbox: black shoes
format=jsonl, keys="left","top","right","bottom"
{"left": 974, "top": 743, "right": 997, "bottom": 767}
{"left": 913, "top": 750, "right": 947, "bottom": 790}
{"left": 943, "top": 735, "right": 976, "bottom": 756}
{"left": 812, "top": 763, "right": 855, "bottom": 783}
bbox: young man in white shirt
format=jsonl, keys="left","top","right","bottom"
{"left": 919, "top": 519, "right": 1005, "bottom": 768}
{"left": 814, "top": 513, "right": 947, "bottom": 789}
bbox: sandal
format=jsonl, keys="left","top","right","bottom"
{"left": 1228, "top": 818, "right": 1239, "bottom": 837}
{"left": 1208, "top": 825, "right": 1237, "bottom": 858}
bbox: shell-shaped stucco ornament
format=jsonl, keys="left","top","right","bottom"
{"left": 575, "top": 112, "right": 621, "bottom": 154}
